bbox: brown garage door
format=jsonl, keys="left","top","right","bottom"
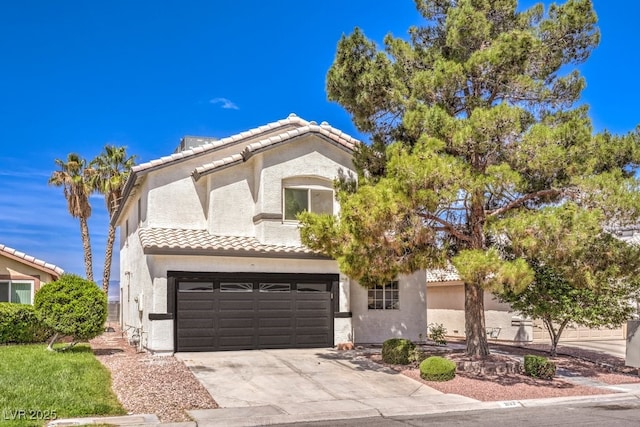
{"left": 175, "top": 273, "right": 336, "bottom": 352}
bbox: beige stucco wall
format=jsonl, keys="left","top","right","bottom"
{"left": 0, "top": 256, "right": 56, "bottom": 284}
{"left": 350, "top": 271, "right": 427, "bottom": 344}
{"left": 0, "top": 255, "right": 58, "bottom": 303}
{"left": 426, "top": 282, "right": 533, "bottom": 343}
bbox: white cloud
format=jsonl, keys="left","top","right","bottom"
{"left": 209, "top": 97, "right": 239, "bottom": 110}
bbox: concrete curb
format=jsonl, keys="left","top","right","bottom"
{"left": 47, "top": 392, "right": 640, "bottom": 426}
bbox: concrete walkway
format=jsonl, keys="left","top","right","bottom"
{"left": 560, "top": 339, "right": 627, "bottom": 359}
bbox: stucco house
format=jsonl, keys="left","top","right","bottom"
{"left": 112, "top": 114, "right": 427, "bottom": 353}
{"left": 0, "top": 244, "right": 64, "bottom": 304}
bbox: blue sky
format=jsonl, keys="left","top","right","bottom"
{"left": 0, "top": 1, "right": 638, "bottom": 296}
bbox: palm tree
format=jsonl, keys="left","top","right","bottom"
{"left": 90, "top": 145, "right": 136, "bottom": 294}
{"left": 49, "top": 153, "right": 94, "bottom": 282}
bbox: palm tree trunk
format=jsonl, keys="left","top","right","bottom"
{"left": 102, "top": 224, "right": 116, "bottom": 294}
{"left": 80, "top": 216, "right": 93, "bottom": 282}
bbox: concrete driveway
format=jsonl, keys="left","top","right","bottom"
{"left": 176, "top": 348, "right": 479, "bottom": 426}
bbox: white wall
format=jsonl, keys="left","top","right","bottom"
{"left": 350, "top": 271, "right": 427, "bottom": 344}
{"left": 138, "top": 254, "right": 343, "bottom": 353}
{"left": 116, "top": 132, "right": 357, "bottom": 353}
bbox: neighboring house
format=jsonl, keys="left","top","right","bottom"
{"left": 0, "top": 244, "right": 64, "bottom": 304}
{"left": 427, "top": 266, "right": 625, "bottom": 343}
{"left": 112, "top": 114, "right": 427, "bottom": 354}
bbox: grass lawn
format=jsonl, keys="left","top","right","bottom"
{"left": 0, "top": 344, "right": 125, "bottom": 427}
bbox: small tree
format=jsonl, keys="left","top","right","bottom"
{"left": 499, "top": 263, "right": 639, "bottom": 356}
{"left": 35, "top": 274, "right": 107, "bottom": 351}
{"left": 495, "top": 205, "right": 640, "bottom": 356}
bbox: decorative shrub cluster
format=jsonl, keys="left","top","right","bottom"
{"left": 523, "top": 354, "right": 556, "bottom": 379}
{"left": 419, "top": 356, "right": 457, "bottom": 381}
{"left": 381, "top": 338, "right": 416, "bottom": 364}
{"left": 0, "top": 303, "right": 52, "bottom": 344}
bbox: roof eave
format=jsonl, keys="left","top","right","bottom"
{"left": 142, "top": 246, "right": 332, "bottom": 260}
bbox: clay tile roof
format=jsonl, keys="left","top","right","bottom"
{"left": 191, "top": 121, "right": 359, "bottom": 180}
{"left": 0, "top": 244, "right": 64, "bottom": 278}
{"left": 130, "top": 113, "right": 311, "bottom": 175}
{"left": 138, "top": 228, "right": 328, "bottom": 259}
{"left": 425, "top": 265, "right": 461, "bottom": 283}
{"left": 113, "top": 114, "right": 360, "bottom": 225}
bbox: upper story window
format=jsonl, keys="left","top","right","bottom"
{"left": 0, "top": 280, "right": 34, "bottom": 304}
{"left": 283, "top": 187, "right": 333, "bottom": 221}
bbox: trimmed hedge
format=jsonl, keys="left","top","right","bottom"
{"left": 381, "top": 338, "right": 416, "bottom": 365}
{"left": 524, "top": 354, "right": 556, "bottom": 379}
{"left": 35, "top": 274, "right": 107, "bottom": 343}
{"left": 419, "top": 356, "right": 457, "bottom": 381}
{"left": 0, "top": 303, "right": 52, "bottom": 344}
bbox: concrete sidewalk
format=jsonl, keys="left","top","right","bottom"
{"left": 559, "top": 339, "right": 627, "bottom": 359}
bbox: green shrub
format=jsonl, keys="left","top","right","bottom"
{"left": 523, "top": 354, "right": 556, "bottom": 379}
{"left": 0, "top": 303, "right": 52, "bottom": 344}
{"left": 409, "top": 346, "right": 427, "bottom": 365}
{"left": 35, "top": 274, "right": 107, "bottom": 350}
{"left": 419, "top": 356, "right": 457, "bottom": 381}
{"left": 428, "top": 323, "right": 447, "bottom": 346}
{"left": 381, "top": 338, "right": 416, "bottom": 365}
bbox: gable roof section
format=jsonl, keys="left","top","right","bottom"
{"left": 138, "top": 228, "right": 330, "bottom": 259}
{"left": 192, "top": 122, "right": 358, "bottom": 180}
{"left": 425, "top": 266, "right": 462, "bottom": 283}
{"left": 111, "top": 114, "right": 360, "bottom": 225}
{"left": 0, "top": 244, "right": 64, "bottom": 279}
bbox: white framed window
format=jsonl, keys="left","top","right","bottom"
{"left": 367, "top": 281, "right": 399, "bottom": 310}
{"left": 0, "top": 280, "right": 35, "bottom": 305}
{"left": 283, "top": 187, "right": 333, "bottom": 221}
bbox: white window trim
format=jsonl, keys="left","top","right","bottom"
{"left": 282, "top": 186, "right": 334, "bottom": 222}
{"left": 367, "top": 281, "right": 399, "bottom": 311}
{"left": 0, "top": 280, "right": 35, "bottom": 305}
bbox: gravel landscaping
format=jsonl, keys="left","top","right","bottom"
{"left": 89, "top": 328, "right": 217, "bottom": 422}
{"left": 89, "top": 328, "right": 640, "bottom": 422}
{"left": 370, "top": 340, "right": 640, "bottom": 402}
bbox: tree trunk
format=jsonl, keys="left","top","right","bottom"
{"left": 102, "top": 223, "right": 116, "bottom": 294}
{"left": 465, "top": 190, "right": 490, "bottom": 358}
{"left": 545, "top": 318, "right": 569, "bottom": 357}
{"left": 465, "top": 282, "right": 490, "bottom": 358}
{"left": 47, "top": 332, "right": 59, "bottom": 352}
{"left": 79, "top": 216, "right": 93, "bottom": 282}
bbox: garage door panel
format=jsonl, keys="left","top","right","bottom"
{"left": 179, "top": 319, "right": 215, "bottom": 329}
{"left": 296, "top": 300, "right": 330, "bottom": 311}
{"left": 218, "top": 336, "right": 254, "bottom": 348}
{"left": 178, "top": 328, "right": 216, "bottom": 338}
{"left": 219, "top": 318, "right": 253, "bottom": 328}
{"left": 177, "top": 300, "right": 214, "bottom": 310}
{"left": 259, "top": 318, "right": 293, "bottom": 327}
{"left": 219, "top": 299, "right": 254, "bottom": 311}
{"left": 296, "top": 317, "right": 329, "bottom": 327}
{"left": 176, "top": 273, "right": 335, "bottom": 351}
{"left": 258, "top": 300, "right": 292, "bottom": 310}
